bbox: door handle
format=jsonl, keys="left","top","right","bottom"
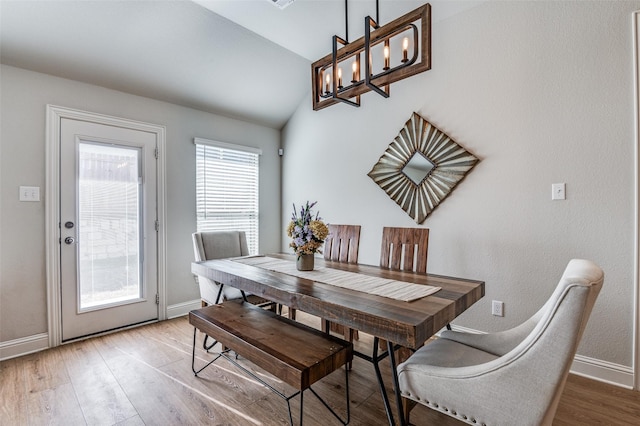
{"left": 64, "top": 236, "right": 75, "bottom": 245}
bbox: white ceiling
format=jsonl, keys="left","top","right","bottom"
{"left": 195, "top": 0, "right": 486, "bottom": 61}
{"left": 0, "top": 0, "right": 484, "bottom": 129}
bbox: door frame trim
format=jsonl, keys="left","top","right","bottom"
{"left": 633, "top": 11, "right": 639, "bottom": 390}
{"left": 45, "top": 105, "right": 167, "bottom": 347}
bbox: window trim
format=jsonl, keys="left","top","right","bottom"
{"left": 194, "top": 137, "right": 262, "bottom": 156}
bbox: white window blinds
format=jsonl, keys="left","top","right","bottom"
{"left": 195, "top": 138, "right": 260, "bottom": 255}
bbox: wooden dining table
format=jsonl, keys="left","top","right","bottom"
{"left": 191, "top": 253, "right": 485, "bottom": 426}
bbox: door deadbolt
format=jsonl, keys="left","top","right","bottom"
{"left": 64, "top": 237, "right": 75, "bottom": 245}
{"left": 64, "top": 221, "right": 74, "bottom": 229}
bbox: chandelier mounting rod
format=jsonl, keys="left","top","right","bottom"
{"left": 343, "top": 0, "right": 381, "bottom": 44}
{"left": 345, "top": 0, "right": 349, "bottom": 43}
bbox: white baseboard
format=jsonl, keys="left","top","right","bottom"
{"left": 166, "top": 299, "right": 201, "bottom": 319}
{"left": 571, "top": 354, "right": 634, "bottom": 389}
{"left": 0, "top": 333, "right": 49, "bottom": 361}
{"left": 444, "top": 324, "right": 634, "bottom": 389}
{"left": 0, "top": 300, "right": 200, "bottom": 360}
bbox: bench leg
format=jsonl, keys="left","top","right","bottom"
{"left": 192, "top": 327, "right": 224, "bottom": 376}
{"left": 307, "top": 365, "right": 350, "bottom": 425}
{"left": 203, "top": 334, "right": 218, "bottom": 351}
{"left": 285, "top": 394, "right": 296, "bottom": 426}
{"left": 217, "top": 346, "right": 350, "bottom": 426}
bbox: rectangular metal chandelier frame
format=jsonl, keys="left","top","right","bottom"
{"left": 311, "top": 3, "right": 431, "bottom": 111}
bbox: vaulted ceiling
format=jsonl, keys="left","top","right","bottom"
{"left": 0, "top": 0, "right": 483, "bottom": 129}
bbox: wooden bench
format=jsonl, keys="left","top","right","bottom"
{"left": 189, "top": 300, "right": 352, "bottom": 425}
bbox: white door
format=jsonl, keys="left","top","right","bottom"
{"left": 60, "top": 118, "right": 158, "bottom": 341}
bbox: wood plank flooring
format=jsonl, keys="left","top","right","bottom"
{"left": 1, "top": 312, "right": 639, "bottom": 425}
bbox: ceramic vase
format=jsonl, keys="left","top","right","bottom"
{"left": 296, "top": 254, "right": 314, "bottom": 271}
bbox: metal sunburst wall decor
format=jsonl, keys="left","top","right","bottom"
{"left": 368, "top": 112, "right": 479, "bottom": 223}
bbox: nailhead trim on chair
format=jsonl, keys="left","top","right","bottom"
{"left": 402, "top": 391, "right": 489, "bottom": 426}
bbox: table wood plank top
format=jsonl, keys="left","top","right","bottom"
{"left": 191, "top": 253, "right": 485, "bottom": 349}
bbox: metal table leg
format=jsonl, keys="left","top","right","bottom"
{"left": 387, "top": 340, "right": 405, "bottom": 426}
{"left": 352, "top": 337, "right": 406, "bottom": 426}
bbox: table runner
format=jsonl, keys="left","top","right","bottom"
{"left": 232, "top": 256, "right": 440, "bottom": 302}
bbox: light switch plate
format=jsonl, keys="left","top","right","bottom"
{"left": 552, "top": 183, "right": 566, "bottom": 200}
{"left": 19, "top": 186, "right": 40, "bottom": 202}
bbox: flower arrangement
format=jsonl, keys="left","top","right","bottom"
{"left": 287, "top": 201, "right": 329, "bottom": 257}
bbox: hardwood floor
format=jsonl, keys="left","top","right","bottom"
{"left": 1, "top": 312, "right": 639, "bottom": 425}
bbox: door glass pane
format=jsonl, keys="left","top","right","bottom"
{"left": 78, "top": 142, "right": 142, "bottom": 310}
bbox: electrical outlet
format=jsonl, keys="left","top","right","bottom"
{"left": 492, "top": 300, "right": 504, "bottom": 317}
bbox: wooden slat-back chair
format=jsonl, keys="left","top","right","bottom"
{"left": 324, "top": 224, "right": 361, "bottom": 264}
{"left": 321, "top": 225, "right": 361, "bottom": 341}
{"left": 380, "top": 227, "right": 429, "bottom": 273}
{"left": 321, "top": 224, "right": 361, "bottom": 369}
{"left": 379, "top": 227, "right": 430, "bottom": 358}
{"left": 289, "top": 224, "right": 362, "bottom": 322}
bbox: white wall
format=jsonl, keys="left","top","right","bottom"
{"left": 282, "top": 0, "right": 638, "bottom": 370}
{"left": 0, "top": 65, "right": 282, "bottom": 343}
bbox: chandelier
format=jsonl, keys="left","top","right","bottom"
{"left": 312, "top": 1, "right": 431, "bottom": 110}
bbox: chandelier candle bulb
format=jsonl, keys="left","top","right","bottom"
{"left": 383, "top": 40, "right": 390, "bottom": 70}
{"left": 325, "top": 73, "right": 330, "bottom": 94}
{"left": 402, "top": 37, "right": 409, "bottom": 62}
{"left": 352, "top": 60, "right": 358, "bottom": 82}
{"left": 338, "top": 67, "right": 343, "bottom": 88}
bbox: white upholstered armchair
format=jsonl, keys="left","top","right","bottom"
{"left": 397, "top": 258, "right": 604, "bottom": 426}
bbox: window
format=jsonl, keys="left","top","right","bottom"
{"left": 195, "top": 138, "right": 260, "bottom": 255}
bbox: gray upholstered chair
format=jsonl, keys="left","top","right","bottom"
{"left": 192, "top": 231, "right": 273, "bottom": 351}
{"left": 397, "top": 258, "right": 604, "bottom": 426}
{"left": 193, "top": 230, "right": 271, "bottom": 307}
